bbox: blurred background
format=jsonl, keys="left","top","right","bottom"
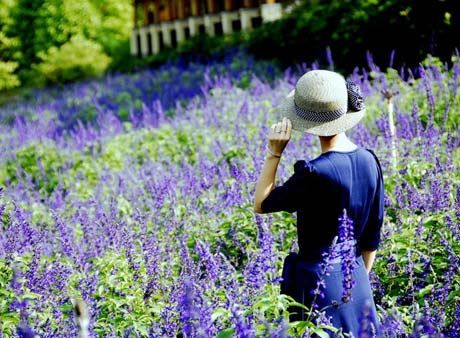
{"left": 1, "top": 0, "right": 459, "bottom": 94}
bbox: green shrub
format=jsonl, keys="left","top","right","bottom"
{"left": 0, "top": 3, "right": 21, "bottom": 92}
{"left": 246, "top": 0, "right": 460, "bottom": 71}
{"left": 33, "top": 34, "right": 111, "bottom": 84}
{"left": 0, "top": 60, "right": 20, "bottom": 91}
{"left": 0, "top": 143, "right": 65, "bottom": 195}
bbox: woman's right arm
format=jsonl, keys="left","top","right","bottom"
{"left": 361, "top": 250, "right": 377, "bottom": 274}
{"left": 254, "top": 118, "right": 291, "bottom": 213}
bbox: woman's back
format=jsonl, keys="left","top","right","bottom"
{"left": 261, "top": 146, "right": 385, "bottom": 262}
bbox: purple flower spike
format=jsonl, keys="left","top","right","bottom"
{"left": 418, "top": 64, "right": 436, "bottom": 117}
{"left": 358, "top": 299, "right": 377, "bottom": 338}
{"left": 231, "top": 304, "right": 255, "bottom": 338}
{"left": 16, "top": 322, "right": 36, "bottom": 338}
{"left": 337, "top": 208, "right": 357, "bottom": 304}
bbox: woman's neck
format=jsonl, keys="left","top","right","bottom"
{"left": 318, "top": 133, "right": 357, "bottom": 153}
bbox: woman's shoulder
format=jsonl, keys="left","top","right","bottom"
{"left": 362, "top": 147, "right": 383, "bottom": 173}
{"left": 363, "top": 147, "right": 381, "bottom": 160}
{"left": 305, "top": 146, "right": 381, "bottom": 173}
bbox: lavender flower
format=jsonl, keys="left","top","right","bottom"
{"left": 16, "top": 322, "right": 36, "bottom": 338}
{"left": 230, "top": 304, "right": 255, "bottom": 338}
{"left": 418, "top": 65, "right": 436, "bottom": 117}
{"left": 308, "top": 236, "right": 338, "bottom": 317}
{"left": 337, "top": 208, "right": 356, "bottom": 304}
{"left": 325, "top": 47, "right": 334, "bottom": 70}
{"left": 389, "top": 50, "right": 396, "bottom": 69}
{"left": 0, "top": 50, "right": 458, "bottom": 336}
{"left": 179, "top": 277, "right": 199, "bottom": 337}
{"left": 358, "top": 299, "right": 378, "bottom": 338}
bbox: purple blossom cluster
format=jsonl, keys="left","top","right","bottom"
{"left": 0, "top": 51, "right": 458, "bottom": 337}
{"left": 358, "top": 299, "right": 378, "bottom": 338}
{"left": 310, "top": 236, "right": 338, "bottom": 309}
{"left": 337, "top": 208, "right": 356, "bottom": 304}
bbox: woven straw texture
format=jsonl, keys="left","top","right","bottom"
{"left": 276, "top": 70, "right": 365, "bottom": 136}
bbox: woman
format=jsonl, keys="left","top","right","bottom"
{"left": 253, "top": 70, "right": 384, "bottom": 336}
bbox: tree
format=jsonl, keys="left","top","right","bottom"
{"left": 8, "top": 0, "right": 45, "bottom": 68}
{"left": 0, "top": 0, "right": 21, "bottom": 90}
{"left": 3, "top": 0, "right": 133, "bottom": 87}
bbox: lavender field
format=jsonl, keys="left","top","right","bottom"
{"left": 0, "top": 52, "right": 459, "bottom": 337}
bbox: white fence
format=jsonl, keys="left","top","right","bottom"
{"left": 130, "top": 3, "right": 283, "bottom": 56}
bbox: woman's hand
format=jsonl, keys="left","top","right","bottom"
{"left": 268, "top": 117, "right": 292, "bottom": 156}
{"left": 254, "top": 118, "right": 292, "bottom": 214}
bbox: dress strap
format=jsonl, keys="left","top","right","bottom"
{"left": 365, "top": 147, "right": 383, "bottom": 173}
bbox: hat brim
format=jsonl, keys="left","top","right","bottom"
{"left": 277, "top": 89, "right": 366, "bottom": 136}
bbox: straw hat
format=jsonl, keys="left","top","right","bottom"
{"left": 277, "top": 70, "right": 366, "bottom": 136}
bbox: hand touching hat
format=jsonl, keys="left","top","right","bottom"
{"left": 267, "top": 117, "right": 292, "bottom": 157}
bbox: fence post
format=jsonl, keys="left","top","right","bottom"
{"left": 73, "top": 299, "right": 90, "bottom": 338}
{"left": 382, "top": 89, "right": 399, "bottom": 173}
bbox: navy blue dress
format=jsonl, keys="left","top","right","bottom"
{"left": 261, "top": 146, "right": 384, "bottom": 337}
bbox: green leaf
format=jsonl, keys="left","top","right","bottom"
{"left": 216, "top": 328, "right": 235, "bottom": 338}
{"left": 417, "top": 284, "right": 434, "bottom": 298}
{"left": 211, "top": 307, "right": 229, "bottom": 322}
{"left": 312, "top": 328, "right": 331, "bottom": 338}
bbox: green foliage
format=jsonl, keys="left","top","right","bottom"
{"left": 32, "top": 0, "right": 132, "bottom": 67}
{"left": 0, "top": 142, "right": 97, "bottom": 199}
{"left": 33, "top": 34, "right": 111, "bottom": 84}
{"left": 0, "top": 60, "right": 20, "bottom": 90}
{"left": 0, "top": 0, "right": 16, "bottom": 26}
{"left": 177, "top": 33, "right": 244, "bottom": 59}
{"left": 90, "top": 0, "right": 133, "bottom": 65}
{"left": 4, "top": 0, "right": 459, "bottom": 89}
{"left": 99, "top": 124, "right": 201, "bottom": 170}
{"left": 33, "top": 0, "right": 99, "bottom": 55}
{"left": 8, "top": 0, "right": 44, "bottom": 68}
{"left": 118, "top": 0, "right": 460, "bottom": 76}
{"left": 88, "top": 251, "right": 156, "bottom": 336}
{"left": 246, "top": 0, "right": 460, "bottom": 70}
{"left": 0, "top": 123, "right": 207, "bottom": 200}
{"left": 374, "top": 212, "right": 460, "bottom": 308}
{"left": 0, "top": 255, "right": 42, "bottom": 336}
{"left": 2, "top": 0, "right": 132, "bottom": 88}
{"left": 0, "top": 261, "right": 18, "bottom": 337}
{"left": 0, "top": 1, "right": 21, "bottom": 90}
{"left": 0, "top": 142, "right": 64, "bottom": 195}
{"left": 0, "top": 22, "right": 458, "bottom": 335}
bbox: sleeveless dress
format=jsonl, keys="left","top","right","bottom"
{"left": 261, "top": 146, "right": 384, "bottom": 337}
